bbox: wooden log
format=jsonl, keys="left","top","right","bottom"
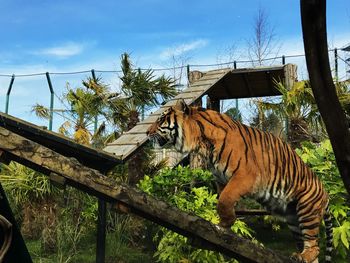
{"left": 236, "top": 210, "right": 270, "bottom": 216}
{"left": 0, "top": 127, "right": 295, "bottom": 263}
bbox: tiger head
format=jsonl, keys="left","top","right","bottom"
{"left": 146, "top": 99, "right": 190, "bottom": 150}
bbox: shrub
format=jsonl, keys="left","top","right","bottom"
{"left": 138, "top": 166, "right": 253, "bottom": 263}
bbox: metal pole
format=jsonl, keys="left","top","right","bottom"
{"left": 5, "top": 75, "right": 15, "bottom": 114}
{"left": 96, "top": 199, "right": 106, "bottom": 263}
{"left": 334, "top": 48, "right": 338, "bottom": 80}
{"left": 45, "top": 72, "right": 54, "bottom": 131}
{"left": 186, "top": 64, "right": 190, "bottom": 83}
{"left": 235, "top": 98, "right": 239, "bottom": 119}
{"left": 91, "top": 69, "right": 98, "bottom": 132}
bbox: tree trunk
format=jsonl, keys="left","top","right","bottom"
{"left": 300, "top": 0, "right": 350, "bottom": 195}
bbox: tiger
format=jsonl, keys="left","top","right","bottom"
{"left": 146, "top": 99, "right": 333, "bottom": 263}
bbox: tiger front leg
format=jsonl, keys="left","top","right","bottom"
{"left": 217, "top": 195, "right": 237, "bottom": 228}
{"left": 217, "top": 172, "right": 255, "bottom": 228}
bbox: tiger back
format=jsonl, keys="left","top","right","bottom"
{"left": 147, "top": 99, "right": 332, "bottom": 263}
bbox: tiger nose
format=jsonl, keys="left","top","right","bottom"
{"left": 146, "top": 126, "right": 152, "bottom": 136}
{"left": 147, "top": 123, "right": 156, "bottom": 136}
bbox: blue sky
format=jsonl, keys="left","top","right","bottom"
{"left": 0, "top": 0, "right": 349, "bottom": 128}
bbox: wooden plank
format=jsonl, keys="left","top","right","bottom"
{"left": 137, "top": 115, "right": 159, "bottom": 124}
{"left": 180, "top": 86, "right": 208, "bottom": 93}
{"left": 172, "top": 91, "right": 204, "bottom": 100}
{"left": 107, "top": 133, "right": 147, "bottom": 146}
{"left": 189, "top": 79, "right": 221, "bottom": 87}
{"left": 203, "top": 68, "right": 231, "bottom": 76}
{"left": 0, "top": 127, "right": 295, "bottom": 263}
{"left": 123, "top": 124, "right": 152, "bottom": 134}
{"left": 103, "top": 144, "right": 135, "bottom": 159}
{"left": 231, "top": 65, "right": 284, "bottom": 74}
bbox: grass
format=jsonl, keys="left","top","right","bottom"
{"left": 25, "top": 231, "right": 153, "bottom": 263}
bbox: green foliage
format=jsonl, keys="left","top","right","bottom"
{"left": 139, "top": 166, "right": 253, "bottom": 263}
{"left": 0, "top": 162, "right": 56, "bottom": 205}
{"left": 224, "top": 107, "right": 242, "bottom": 122}
{"left": 111, "top": 53, "right": 176, "bottom": 132}
{"left": 296, "top": 140, "right": 350, "bottom": 260}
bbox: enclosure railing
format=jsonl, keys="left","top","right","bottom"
{"left": 1, "top": 48, "right": 349, "bottom": 131}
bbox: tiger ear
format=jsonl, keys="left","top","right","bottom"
{"left": 174, "top": 99, "right": 190, "bottom": 114}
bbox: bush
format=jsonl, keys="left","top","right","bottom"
{"left": 138, "top": 166, "right": 253, "bottom": 263}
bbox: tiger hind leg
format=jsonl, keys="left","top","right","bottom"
{"left": 291, "top": 239, "right": 319, "bottom": 263}
{"left": 291, "top": 215, "right": 321, "bottom": 262}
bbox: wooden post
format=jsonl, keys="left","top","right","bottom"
{"left": 188, "top": 70, "right": 204, "bottom": 84}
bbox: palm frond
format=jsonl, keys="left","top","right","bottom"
{"left": 31, "top": 104, "right": 50, "bottom": 119}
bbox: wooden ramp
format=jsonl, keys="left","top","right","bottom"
{"left": 103, "top": 64, "right": 297, "bottom": 161}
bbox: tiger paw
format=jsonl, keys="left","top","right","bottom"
{"left": 290, "top": 253, "right": 305, "bottom": 263}
{"left": 218, "top": 217, "right": 235, "bottom": 228}
{"left": 290, "top": 252, "right": 318, "bottom": 263}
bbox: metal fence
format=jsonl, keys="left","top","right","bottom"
{"left": 0, "top": 48, "right": 349, "bottom": 133}
{"left": 152, "top": 148, "right": 185, "bottom": 167}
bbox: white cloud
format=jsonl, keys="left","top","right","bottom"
{"left": 160, "top": 39, "right": 208, "bottom": 60}
{"left": 33, "top": 42, "right": 85, "bottom": 58}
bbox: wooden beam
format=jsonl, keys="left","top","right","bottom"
{"left": 236, "top": 210, "right": 270, "bottom": 216}
{"left": 0, "top": 126, "right": 294, "bottom": 263}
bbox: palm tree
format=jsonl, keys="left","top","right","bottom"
{"left": 110, "top": 53, "right": 176, "bottom": 131}
{"left": 254, "top": 81, "right": 320, "bottom": 148}
{"left": 110, "top": 53, "right": 176, "bottom": 185}
{"left": 32, "top": 77, "right": 111, "bottom": 146}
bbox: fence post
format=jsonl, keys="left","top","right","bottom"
{"left": 5, "top": 75, "right": 15, "bottom": 114}
{"left": 186, "top": 64, "right": 190, "bottom": 83}
{"left": 91, "top": 69, "right": 98, "bottom": 132}
{"left": 45, "top": 72, "right": 54, "bottom": 131}
{"left": 334, "top": 48, "right": 338, "bottom": 81}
